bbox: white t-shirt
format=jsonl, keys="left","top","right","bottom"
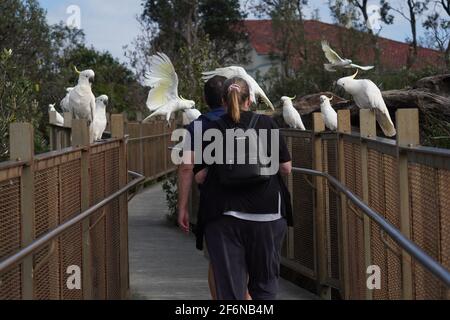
{"left": 223, "top": 193, "right": 282, "bottom": 222}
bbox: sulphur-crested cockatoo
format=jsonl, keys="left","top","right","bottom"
{"left": 60, "top": 87, "right": 74, "bottom": 113}
{"left": 48, "top": 103, "right": 64, "bottom": 126}
{"left": 281, "top": 96, "right": 306, "bottom": 130}
{"left": 144, "top": 53, "right": 195, "bottom": 126}
{"left": 320, "top": 95, "right": 338, "bottom": 131}
{"left": 93, "top": 95, "right": 108, "bottom": 141}
{"left": 202, "top": 66, "right": 274, "bottom": 110}
{"left": 321, "top": 41, "right": 374, "bottom": 72}
{"left": 337, "top": 70, "right": 396, "bottom": 137}
{"left": 69, "top": 67, "right": 95, "bottom": 120}
{"left": 184, "top": 108, "right": 202, "bottom": 123}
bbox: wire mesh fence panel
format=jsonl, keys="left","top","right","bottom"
{"left": 409, "top": 163, "right": 448, "bottom": 299}
{"left": 142, "top": 123, "right": 156, "bottom": 179}
{"left": 104, "top": 147, "right": 121, "bottom": 299}
{"left": 438, "top": 169, "right": 450, "bottom": 299}
{"left": 290, "top": 134, "right": 316, "bottom": 276}
{"left": 127, "top": 123, "right": 142, "bottom": 175}
{"left": 0, "top": 176, "right": 22, "bottom": 300}
{"left": 343, "top": 141, "right": 366, "bottom": 299}
{"left": 90, "top": 151, "right": 107, "bottom": 299}
{"left": 367, "top": 150, "right": 402, "bottom": 300}
{"left": 59, "top": 160, "right": 83, "bottom": 300}
{"left": 322, "top": 137, "right": 341, "bottom": 283}
{"left": 34, "top": 166, "right": 60, "bottom": 300}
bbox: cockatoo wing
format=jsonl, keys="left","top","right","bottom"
{"left": 202, "top": 66, "right": 273, "bottom": 109}
{"left": 324, "top": 64, "right": 337, "bottom": 72}
{"left": 144, "top": 53, "right": 179, "bottom": 112}
{"left": 244, "top": 74, "right": 274, "bottom": 110}
{"left": 348, "top": 64, "right": 375, "bottom": 71}
{"left": 201, "top": 66, "right": 245, "bottom": 82}
{"left": 362, "top": 80, "right": 396, "bottom": 137}
{"left": 321, "top": 41, "right": 345, "bottom": 64}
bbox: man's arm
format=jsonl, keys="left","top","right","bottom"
{"left": 177, "top": 151, "right": 194, "bottom": 233}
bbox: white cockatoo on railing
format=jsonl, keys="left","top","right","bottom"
{"left": 337, "top": 70, "right": 396, "bottom": 137}
{"left": 202, "top": 66, "right": 274, "bottom": 110}
{"left": 69, "top": 67, "right": 96, "bottom": 142}
{"left": 281, "top": 96, "right": 306, "bottom": 130}
{"left": 320, "top": 95, "right": 338, "bottom": 131}
{"left": 48, "top": 103, "right": 64, "bottom": 126}
{"left": 184, "top": 108, "right": 202, "bottom": 123}
{"left": 144, "top": 53, "right": 196, "bottom": 126}
{"left": 93, "top": 95, "right": 108, "bottom": 141}
{"left": 60, "top": 87, "right": 74, "bottom": 114}
{"left": 321, "top": 41, "right": 374, "bottom": 72}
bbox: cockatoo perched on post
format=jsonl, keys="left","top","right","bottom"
{"left": 202, "top": 66, "right": 274, "bottom": 110}
{"left": 320, "top": 95, "right": 338, "bottom": 131}
{"left": 321, "top": 41, "right": 374, "bottom": 72}
{"left": 69, "top": 67, "right": 96, "bottom": 141}
{"left": 48, "top": 103, "right": 64, "bottom": 126}
{"left": 144, "top": 53, "right": 196, "bottom": 126}
{"left": 93, "top": 95, "right": 108, "bottom": 141}
{"left": 60, "top": 87, "right": 74, "bottom": 113}
{"left": 337, "top": 70, "right": 396, "bottom": 137}
{"left": 281, "top": 96, "right": 306, "bottom": 130}
{"left": 184, "top": 108, "right": 202, "bottom": 123}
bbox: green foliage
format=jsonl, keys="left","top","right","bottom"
{"left": 0, "top": 48, "right": 42, "bottom": 159}
{"left": 162, "top": 174, "right": 179, "bottom": 225}
{"left": 0, "top": 0, "right": 145, "bottom": 157}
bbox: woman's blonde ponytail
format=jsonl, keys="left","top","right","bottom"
{"left": 229, "top": 90, "right": 241, "bottom": 123}
{"left": 223, "top": 77, "right": 250, "bottom": 123}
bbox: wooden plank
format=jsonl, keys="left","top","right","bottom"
{"left": 396, "top": 109, "right": 419, "bottom": 300}
{"left": 337, "top": 110, "right": 351, "bottom": 299}
{"left": 312, "top": 113, "right": 330, "bottom": 299}
{"left": 10, "top": 123, "right": 35, "bottom": 300}
{"left": 72, "top": 119, "right": 92, "bottom": 300}
{"left": 359, "top": 109, "right": 376, "bottom": 300}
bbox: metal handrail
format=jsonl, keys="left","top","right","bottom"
{"left": 292, "top": 167, "right": 450, "bottom": 288}
{"left": 0, "top": 170, "right": 145, "bottom": 275}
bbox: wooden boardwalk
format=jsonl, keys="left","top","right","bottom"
{"left": 128, "top": 184, "right": 318, "bottom": 300}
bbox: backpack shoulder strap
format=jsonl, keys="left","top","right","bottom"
{"left": 248, "top": 113, "right": 261, "bottom": 130}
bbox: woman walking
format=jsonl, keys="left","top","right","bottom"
{"left": 195, "top": 77, "right": 293, "bottom": 300}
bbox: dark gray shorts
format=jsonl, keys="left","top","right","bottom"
{"left": 204, "top": 215, "right": 287, "bottom": 300}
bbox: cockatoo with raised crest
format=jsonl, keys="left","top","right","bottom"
{"left": 144, "top": 53, "right": 196, "bottom": 126}
{"left": 281, "top": 96, "right": 306, "bottom": 130}
{"left": 69, "top": 67, "right": 96, "bottom": 141}
{"left": 202, "top": 66, "right": 274, "bottom": 110}
{"left": 321, "top": 41, "right": 374, "bottom": 72}
{"left": 320, "top": 95, "right": 338, "bottom": 131}
{"left": 93, "top": 95, "right": 108, "bottom": 141}
{"left": 48, "top": 103, "right": 64, "bottom": 126}
{"left": 337, "top": 70, "right": 396, "bottom": 137}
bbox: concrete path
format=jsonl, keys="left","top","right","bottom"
{"left": 129, "top": 183, "right": 318, "bottom": 300}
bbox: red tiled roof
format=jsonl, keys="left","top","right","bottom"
{"left": 244, "top": 19, "right": 444, "bottom": 70}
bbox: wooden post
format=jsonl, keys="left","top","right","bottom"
{"left": 337, "top": 110, "right": 351, "bottom": 299}
{"left": 10, "top": 123, "right": 35, "bottom": 300}
{"left": 112, "top": 114, "right": 129, "bottom": 299}
{"left": 396, "top": 109, "right": 419, "bottom": 300}
{"left": 286, "top": 136, "right": 295, "bottom": 260}
{"left": 359, "top": 109, "right": 376, "bottom": 300}
{"left": 312, "top": 113, "right": 330, "bottom": 299}
{"left": 72, "top": 119, "right": 92, "bottom": 300}
{"left": 63, "top": 112, "right": 73, "bottom": 148}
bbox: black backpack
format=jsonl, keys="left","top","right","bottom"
{"left": 215, "top": 113, "right": 271, "bottom": 187}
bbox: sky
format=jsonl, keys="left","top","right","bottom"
{"left": 39, "top": 0, "right": 444, "bottom": 64}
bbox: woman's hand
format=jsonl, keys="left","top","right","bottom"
{"left": 195, "top": 168, "right": 208, "bottom": 185}
{"left": 279, "top": 161, "right": 292, "bottom": 176}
